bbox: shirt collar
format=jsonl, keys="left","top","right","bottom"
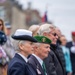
{"left": 18, "top": 53, "right": 28, "bottom": 62}
{"left": 32, "top": 54, "right": 43, "bottom": 66}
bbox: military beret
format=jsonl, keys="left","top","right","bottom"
{"left": 72, "top": 31, "right": 75, "bottom": 36}
{"left": 34, "top": 36, "right": 51, "bottom": 44}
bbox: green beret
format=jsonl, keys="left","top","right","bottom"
{"left": 34, "top": 36, "right": 51, "bottom": 44}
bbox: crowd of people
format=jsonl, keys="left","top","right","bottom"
{"left": 0, "top": 18, "right": 75, "bottom": 75}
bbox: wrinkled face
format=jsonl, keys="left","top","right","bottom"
{"left": 35, "top": 43, "right": 50, "bottom": 59}
{"left": 0, "top": 21, "right": 3, "bottom": 30}
{"left": 19, "top": 41, "right": 33, "bottom": 57}
{"left": 44, "top": 29, "right": 58, "bottom": 44}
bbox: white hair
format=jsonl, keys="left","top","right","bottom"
{"left": 33, "top": 42, "right": 41, "bottom": 47}
{"left": 37, "top": 24, "right": 55, "bottom": 35}
{"left": 29, "top": 25, "right": 39, "bottom": 31}
{"left": 13, "top": 40, "right": 26, "bottom": 53}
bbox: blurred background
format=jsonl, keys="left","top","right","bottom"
{"left": 0, "top": 0, "right": 75, "bottom": 41}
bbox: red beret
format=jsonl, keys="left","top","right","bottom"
{"left": 72, "top": 31, "right": 75, "bottom": 36}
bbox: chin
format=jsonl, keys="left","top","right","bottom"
{"left": 52, "top": 42, "right": 56, "bottom": 44}
{"left": 45, "top": 54, "right": 48, "bottom": 58}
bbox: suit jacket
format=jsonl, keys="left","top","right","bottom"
{"left": 66, "top": 41, "right": 75, "bottom": 73}
{"left": 27, "top": 55, "right": 45, "bottom": 75}
{"left": 7, "top": 53, "right": 35, "bottom": 75}
{"left": 44, "top": 50, "right": 64, "bottom": 75}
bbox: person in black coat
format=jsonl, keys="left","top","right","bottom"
{"left": 37, "top": 24, "right": 66, "bottom": 75}
{"left": 27, "top": 35, "right": 51, "bottom": 75}
{"left": 7, "top": 29, "right": 37, "bottom": 75}
{"left": 66, "top": 31, "right": 75, "bottom": 75}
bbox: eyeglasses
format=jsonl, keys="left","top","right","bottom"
{"left": 50, "top": 33, "right": 58, "bottom": 36}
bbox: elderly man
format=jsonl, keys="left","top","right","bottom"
{"left": 27, "top": 35, "right": 51, "bottom": 75}
{"left": 37, "top": 23, "right": 66, "bottom": 75}
{"left": 7, "top": 29, "right": 37, "bottom": 75}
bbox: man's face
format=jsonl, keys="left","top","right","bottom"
{"left": 36, "top": 43, "right": 50, "bottom": 59}
{"left": 55, "top": 28, "right": 61, "bottom": 38}
{"left": 44, "top": 29, "right": 58, "bottom": 44}
{"left": 20, "top": 41, "right": 33, "bottom": 57}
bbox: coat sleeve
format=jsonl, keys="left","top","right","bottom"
{"left": 44, "top": 52, "right": 57, "bottom": 75}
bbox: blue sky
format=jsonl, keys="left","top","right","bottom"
{"left": 16, "top": 0, "right": 75, "bottom": 41}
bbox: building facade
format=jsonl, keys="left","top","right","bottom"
{"left": 0, "top": 0, "right": 42, "bottom": 33}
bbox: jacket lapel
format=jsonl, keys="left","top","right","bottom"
{"left": 28, "top": 55, "right": 45, "bottom": 75}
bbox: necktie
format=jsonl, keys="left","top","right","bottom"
{"left": 42, "top": 62, "right": 47, "bottom": 75}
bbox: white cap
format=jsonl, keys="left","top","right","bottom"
{"left": 14, "top": 29, "right": 32, "bottom": 37}
{"left": 11, "top": 29, "right": 37, "bottom": 42}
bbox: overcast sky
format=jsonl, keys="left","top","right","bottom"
{"left": 16, "top": 0, "right": 75, "bottom": 41}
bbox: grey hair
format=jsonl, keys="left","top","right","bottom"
{"left": 28, "top": 25, "right": 40, "bottom": 36}
{"left": 33, "top": 43, "right": 41, "bottom": 47}
{"left": 28, "top": 25, "right": 40, "bottom": 32}
{"left": 13, "top": 40, "right": 26, "bottom": 53}
{"left": 37, "top": 23, "right": 55, "bottom": 35}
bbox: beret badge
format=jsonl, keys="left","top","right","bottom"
{"left": 42, "top": 37, "right": 46, "bottom": 42}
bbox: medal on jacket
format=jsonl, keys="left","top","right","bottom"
{"left": 36, "top": 65, "right": 41, "bottom": 74}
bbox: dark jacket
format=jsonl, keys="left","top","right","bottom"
{"left": 7, "top": 53, "right": 35, "bottom": 75}
{"left": 66, "top": 41, "right": 75, "bottom": 74}
{"left": 44, "top": 44, "right": 66, "bottom": 75}
{"left": 27, "top": 55, "right": 45, "bottom": 75}
{"left": 51, "top": 44, "right": 66, "bottom": 75}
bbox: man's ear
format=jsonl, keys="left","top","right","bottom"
{"left": 19, "top": 43, "right": 24, "bottom": 50}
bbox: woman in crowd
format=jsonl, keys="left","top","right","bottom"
{"left": 60, "top": 35, "right": 72, "bottom": 75}
{"left": 0, "top": 19, "right": 6, "bottom": 33}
